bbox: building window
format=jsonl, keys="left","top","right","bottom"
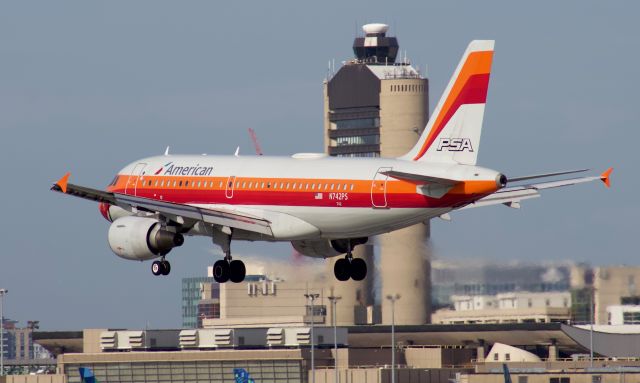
{"left": 493, "top": 353, "right": 499, "bottom": 361}
{"left": 592, "top": 376, "right": 602, "bottom": 383}
{"left": 505, "top": 353, "right": 510, "bottom": 361}
{"left": 334, "top": 118, "right": 380, "bottom": 130}
{"left": 519, "top": 377, "right": 528, "bottom": 383}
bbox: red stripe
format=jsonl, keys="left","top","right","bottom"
{"left": 117, "top": 188, "right": 492, "bottom": 210}
{"left": 414, "top": 73, "right": 491, "bottom": 160}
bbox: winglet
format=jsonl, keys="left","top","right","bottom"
{"left": 52, "top": 172, "right": 71, "bottom": 193}
{"left": 600, "top": 167, "right": 613, "bottom": 188}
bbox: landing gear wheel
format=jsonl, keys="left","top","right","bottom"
{"left": 229, "top": 260, "right": 246, "bottom": 283}
{"left": 350, "top": 258, "right": 367, "bottom": 281}
{"left": 161, "top": 260, "right": 171, "bottom": 276}
{"left": 213, "top": 259, "right": 230, "bottom": 283}
{"left": 151, "top": 261, "right": 162, "bottom": 276}
{"left": 334, "top": 258, "right": 351, "bottom": 281}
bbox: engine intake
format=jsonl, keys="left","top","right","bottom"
{"left": 108, "top": 216, "right": 184, "bottom": 261}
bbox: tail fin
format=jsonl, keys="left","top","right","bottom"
{"left": 234, "top": 368, "right": 255, "bottom": 383}
{"left": 79, "top": 368, "right": 98, "bottom": 383}
{"left": 401, "top": 40, "right": 495, "bottom": 165}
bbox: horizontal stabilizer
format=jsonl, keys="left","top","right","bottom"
{"left": 507, "top": 169, "right": 589, "bottom": 183}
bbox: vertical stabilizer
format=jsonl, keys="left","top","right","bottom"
{"left": 401, "top": 40, "right": 494, "bottom": 165}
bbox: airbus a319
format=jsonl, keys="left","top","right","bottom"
{"left": 52, "top": 40, "right": 611, "bottom": 283}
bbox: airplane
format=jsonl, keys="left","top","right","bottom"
{"left": 51, "top": 40, "right": 612, "bottom": 283}
{"left": 234, "top": 368, "right": 256, "bottom": 383}
{"left": 79, "top": 367, "right": 97, "bottom": 383}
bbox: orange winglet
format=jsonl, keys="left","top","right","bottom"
{"left": 600, "top": 167, "right": 613, "bottom": 188}
{"left": 54, "top": 172, "right": 71, "bottom": 193}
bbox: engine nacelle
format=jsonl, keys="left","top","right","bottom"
{"left": 107, "top": 216, "right": 184, "bottom": 260}
{"left": 291, "top": 237, "right": 368, "bottom": 258}
{"left": 99, "top": 203, "right": 132, "bottom": 222}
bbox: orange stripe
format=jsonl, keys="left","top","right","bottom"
{"left": 416, "top": 50, "right": 493, "bottom": 158}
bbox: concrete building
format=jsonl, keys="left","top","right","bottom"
{"left": 203, "top": 278, "right": 329, "bottom": 328}
{"left": 606, "top": 305, "right": 640, "bottom": 325}
{"left": 431, "top": 260, "right": 576, "bottom": 309}
{"left": 323, "top": 23, "right": 430, "bottom": 325}
{"left": 594, "top": 266, "right": 640, "bottom": 324}
{"left": 432, "top": 292, "right": 572, "bottom": 324}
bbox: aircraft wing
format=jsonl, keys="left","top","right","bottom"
{"left": 460, "top": 168, "right": 612, "bottom": 210}
{"left": 51, "top": 173, "right": 273, "bottom": 236}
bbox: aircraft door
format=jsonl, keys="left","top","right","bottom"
{"left": 225, "top": 175, "right": 236, "bottom": 199}
{"left": 371, "top": 167, "right": 392, "bottom": 208}
{"left": 125, "top": 162, "right": 147, "bottom": 196}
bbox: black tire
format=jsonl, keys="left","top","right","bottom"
{"left": 229, "top": 260, "right": 246, "bottom": 283}
{"left": 213, "top": 260, "right": 230, "bottom": 283}
{"left": 151, "top": 261, "right": 162, "bottom": 276}
{"left": 350, "top": 258, "right": 367, "bottom": 281}
{"left": 334, "top": 258, "right": 351, "bottom": 282}
{"left": 161, "top": 261, "right": 171, "bottom": 276}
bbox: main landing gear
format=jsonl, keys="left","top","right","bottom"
{"left": 334, "top": 252, "right": 367, "bottom": 282}
{"left": 212, "top": 228, "right": 246, "bottom": 283}
{"left": 151, "top": 258, "right": 171, "bottom": 276}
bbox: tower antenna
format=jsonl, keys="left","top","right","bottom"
{"left": 248, "top": 128, "right": 264, "bottom": 156}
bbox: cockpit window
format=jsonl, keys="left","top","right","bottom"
{"left": 108, "top": 176, "right": 119, "bottom": 186}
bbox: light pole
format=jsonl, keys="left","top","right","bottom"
{"left": 304, "top": 293, "right": 320, "bottom": 383}
{"left": 386, "top": 294, "right": 401, "bottom": 383}
{"left": 328, "top": 295, "right": 342, "bottom": 383}
{"left": 0, "top": 289, "right": 8, "bottom": 377}
{"left": 589, "top": 286, "right": 595, "bottom": 368}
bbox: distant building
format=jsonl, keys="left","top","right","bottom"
{"left": 431, "top": 260, "right": 577, "bottom": 309}
{"left": 607, "top": 305, "right": 640, "bottom": 325}
{"left": 431, "top": 291, "right": 572, "bottom": 324}
{"left": 181, "top": 276, "right": 216, "bottom": 328}
{"left": 594, "top": 266, "right": 640, "bottom": 324}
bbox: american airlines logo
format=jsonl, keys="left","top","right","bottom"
{"left": 154, "top": 162, "right": 214, "bottom": 176}
{"left": 436, "top": 138, "right": 474, "bottom": 152}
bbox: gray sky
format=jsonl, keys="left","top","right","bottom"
{"left": 1, "top": 1, "right": 637, "bottom": 330}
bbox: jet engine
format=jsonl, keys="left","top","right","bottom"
{"left": 291, "top": 237, "right": 368, "bottom": 258}
{"left": 107, "top": 216, "right": 184, "bottom": 260}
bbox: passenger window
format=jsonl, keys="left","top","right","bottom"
{"left": 242, "top": 182, "right": 246, "bottom": 188}
{"left": 261, "top": 182, "right": 265, "bottom": 188}
{"left": 292, "top": 183, "right": 297, "bottom": 189}
{"left": 179, "top": 180, "right": 183, "bottom": 187}
{"left": 249, "top": 182, "right": 253, "bottom": 188}
{"left": 173, "top": 180, "right": 177, "bottom": 187}
{"left": 219, "top": 181, "right": 223, "bottom": 188}
{"left": 280, "top": 182, "right": 284, "bottom": 189}
{"left": 185, "top": 180, "right": 189, "bottom": 187}
{"left": 343, "top": 184, "right": 347, "bottom": 190}
{"left": 330, "top": 184, "right": 335, "bottom": 190}
{"left": 311, "top": 184, "right": 315, "bottom": 190}
{"left": 350, "top": 184, "right": 354, "bottom": 191}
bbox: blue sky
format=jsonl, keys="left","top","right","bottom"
{"left": 1, "top": 1, "right": 637, "bottom": 329}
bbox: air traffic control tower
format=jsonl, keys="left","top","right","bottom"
{"left": 323, "top": 23, "right": 431, "bottom": 325}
